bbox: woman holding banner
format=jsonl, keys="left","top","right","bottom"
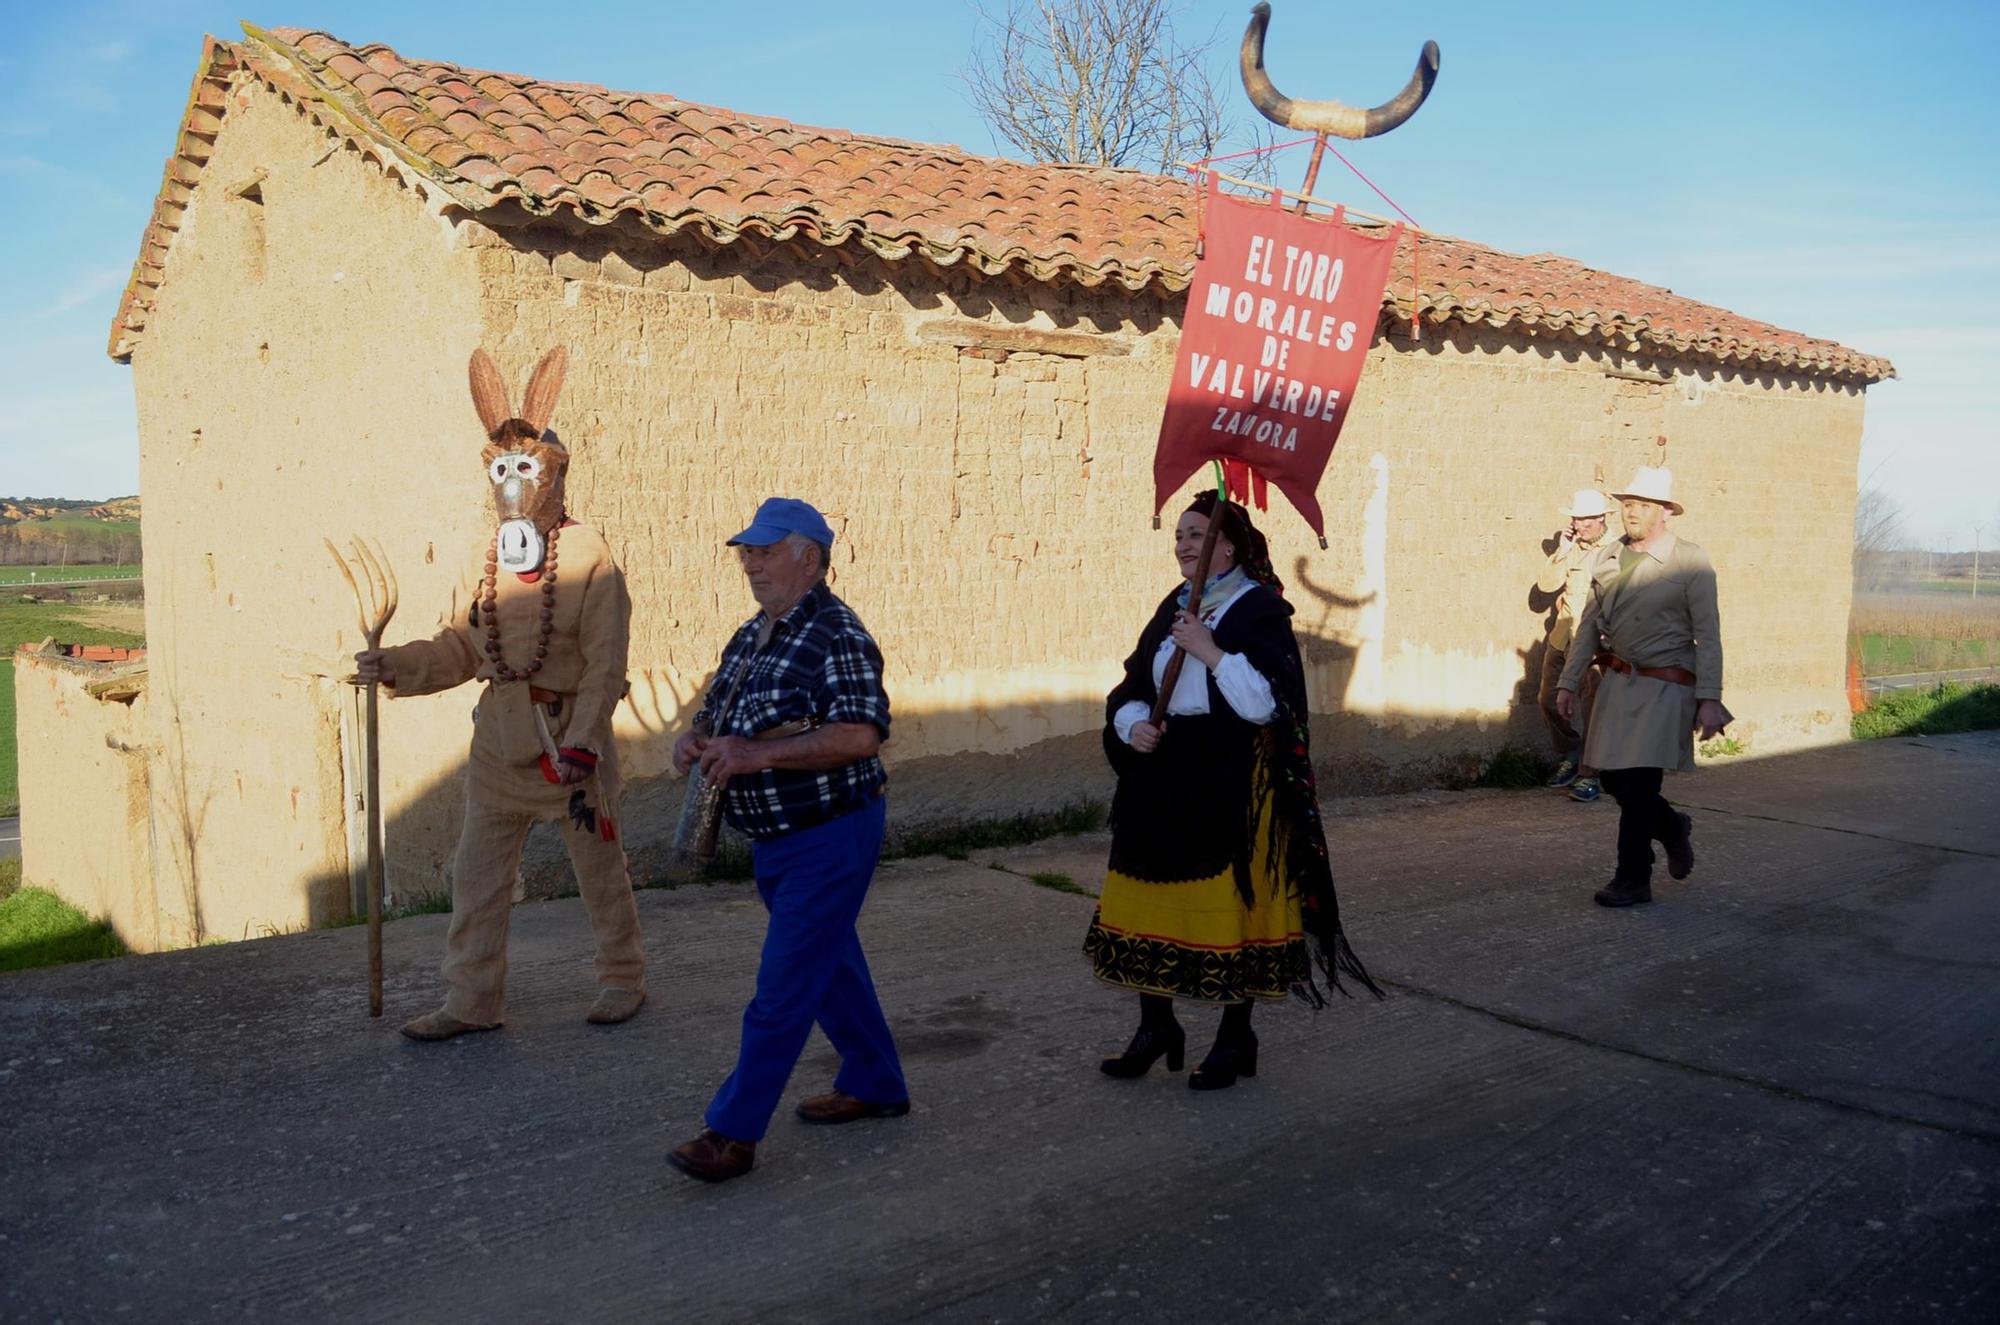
{"left": 1085, "top": 490, "right": 1378, "bottom": 1090}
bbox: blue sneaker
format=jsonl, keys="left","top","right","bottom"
{"left": 1545, "top": 759, "right": 1579, "bottom": 789}
{"left": 1568, "top": 777, "right": 1602, "bottom": 803}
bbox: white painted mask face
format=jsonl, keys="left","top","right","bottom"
{"left": 482, "top": 441, "right": 566, "bottom": 572}
{"left": 469, "top": 344, "right": 571, "bottom": 576}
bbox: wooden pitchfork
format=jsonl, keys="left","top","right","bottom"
{"left": 326, "top": 537, "right": 398, "bottom": 1017}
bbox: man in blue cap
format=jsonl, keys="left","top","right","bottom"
{"left": 666, "top": 498, "right": 909, "bottom": 1183}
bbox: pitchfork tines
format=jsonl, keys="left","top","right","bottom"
{"left": 325, "top": 536, "right": 399, "bottom": 650}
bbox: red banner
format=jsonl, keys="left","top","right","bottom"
{"left": 1153, "top": 176, "right": 1402, "bottom": 537}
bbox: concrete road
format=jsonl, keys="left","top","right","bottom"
{"left": 2, "top": 734, "right": 1996, "bottom": 1323}
{"left": 0, "top": 817, "right": 17, "bottom": 862}
{"left": 1866, "top": 666, "right": 2000, "bottom": 696}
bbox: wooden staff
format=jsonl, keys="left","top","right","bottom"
{"left": 327, "top": 537, "right": 398, "bottom": 1017}
{"left": 1149, "top": 466, "right": 1231, "bottom": 728}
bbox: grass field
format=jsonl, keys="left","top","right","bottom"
{"left": 0, "top": 563, "right": 142, "bottom": 584}
{"left": 1, "top": 599, "right": 146, "bottom": 815}
{"left": 1850, "top": 590, "right": 2000, "bottom": 678}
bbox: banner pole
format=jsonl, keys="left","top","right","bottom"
{"left": 1294, "top": 132, "right": 1329, "bottom": 215}
{"left": 1148, "top": 460, "right": 1231, "bottom": 728}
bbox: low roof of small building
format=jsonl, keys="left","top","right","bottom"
{"left": 109, "top": 25, "right": 1895, "bottom": 383}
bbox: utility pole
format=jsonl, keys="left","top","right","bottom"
{"left": 1976, "top": 523, "right": 1985, "bottom": 598}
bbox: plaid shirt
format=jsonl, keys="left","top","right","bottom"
{"left": 695, "top": 582, "right": 890, "bottom": 840}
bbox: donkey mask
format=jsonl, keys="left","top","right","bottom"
{"left": 469, "top": 346, "right": 570, "bottom": 573}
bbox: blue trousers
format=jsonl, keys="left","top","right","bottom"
{"left": 706, "top": 796, "right": 907, "bottom": 1143}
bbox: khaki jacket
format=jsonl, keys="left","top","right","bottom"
{"left": 382, "top": 522, "right": 631, "bottom": 813}
{"left": 1558, "top": 532, "right": 1722, "bottom": 773}
{"left": 1535, "top": 534, "right": 1612, "bottom": 652}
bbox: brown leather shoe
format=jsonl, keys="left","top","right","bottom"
{"left": 666, "top": 1129, "right": 756, "bottom": 1183}
{"left": 585, "top": 987, "right": 647, "bottom": 1025}
{"left": 794, "top": 1089, "right": 912, "bottom": 1125}
{"left": 400, "top": 1009, "right": 501, "bottom": 1042}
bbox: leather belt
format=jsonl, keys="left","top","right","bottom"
{"left": 1594, "top": 652, "right": 1696, "bottom": 687}
{"left": 529, "top": 685, "right": 565, "bottom": 706}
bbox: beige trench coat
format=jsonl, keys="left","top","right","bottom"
{"left": 382, "top": 522, "right": 632, "bottom": 815}
{"left": 1558, "top": 532, "right": 1722, "bottom": 773}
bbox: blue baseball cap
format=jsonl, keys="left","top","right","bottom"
{"left": 726, "top": 497, "right": 836, "bottom": 547}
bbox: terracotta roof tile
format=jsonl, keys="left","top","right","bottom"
{"left": 107, "top": 26, "right": 1894, "bottom": 382}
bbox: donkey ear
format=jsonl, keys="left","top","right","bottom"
{"left": 468, "top": 349, "right": 513, "bottom": 439}
{"left": 519, "top": 345, "right": 569, "bottom": 435}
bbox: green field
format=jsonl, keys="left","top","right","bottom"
{"left": 0, "top": 563, "right": 142, "bottom": 585}
{"left": 1857, "top": 634, "right": 1994, "bottom": 676}
{"left": 1, "top": 600, "right": 146, "bottom": 815}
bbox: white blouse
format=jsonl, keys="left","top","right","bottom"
{"left": 1112, "top": 583, "right": 1277, "bottom": 745}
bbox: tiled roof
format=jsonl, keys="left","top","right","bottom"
{"left": 109, "top": 26, "right": 1895, "bottom": 382}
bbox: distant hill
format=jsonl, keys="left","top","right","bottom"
{"left": 0, "top": 496, "right": 140, "bottom": 525}
{"left": 0, "top": 497, "right": 141, "bottom": 566}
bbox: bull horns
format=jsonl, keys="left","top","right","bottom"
{"left": 1239, "top": 3, "right": 1440, "bottom": 140}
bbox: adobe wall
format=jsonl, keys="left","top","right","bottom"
{"left": 13, "top": 653, "right": 158, "bottom": 949}
{"left": 111, "top": 75, "right": 1866, "bottom": 939}
{"left": 126, "top": 78, "right": 487, "bottom": 941}
{"left": 474, "top": 220, "right": 1864, "bottom": 878}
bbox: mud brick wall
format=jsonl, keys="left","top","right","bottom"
{"left": 37, "top": 76, "right": 1866, "bottom": 944}
{"left": 13, "top": 654, "right": 157, "bottom": 948}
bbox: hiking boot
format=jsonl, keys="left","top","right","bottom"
{"left": 400, "top": 1009, "right": 501, "bottom": 1042}
{"left": 585, "top": 987, "right": 647, "bottom": 1025}
{"left": 1665, "top": 812, "right": 1695, "bottom": 880}
{"left": 1568, "top": 776, "right": 1602, "bottom": 803}
{"left": 1593, "top": 876, "right": 1653, "bottom": 907}
{"left": 1545, "top": 759, "right": 1580, "bottom": 789}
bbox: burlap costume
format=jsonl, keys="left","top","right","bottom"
{"left": 378, "top": 347, "right": 643, "bottom": 1028}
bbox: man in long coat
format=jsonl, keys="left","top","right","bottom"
{"left": 1557, "top": 467, "right": 1730, "bottom": 907}
{"left": 1535, "top": 488, "right": 1613, "bottom": 801}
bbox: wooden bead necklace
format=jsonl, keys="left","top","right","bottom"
{"left": 480, "top": 521, "right": 560, "bottom": 681}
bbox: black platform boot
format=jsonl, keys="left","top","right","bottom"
{"left": 1100, "top": 994, "right": 1185, "bottom": 1078}
{"left": 1189, "top": 1001, "right": 1259, "bottom": 1091}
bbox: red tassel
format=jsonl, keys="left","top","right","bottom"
{"left": 601, "top": 816, "right": 617, "bottom": 843}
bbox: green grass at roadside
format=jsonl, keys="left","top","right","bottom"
{"left": 1, "top": 599, "right": 146, "bottom": 814}
{"left": 0, "top": 865, "right": 129, "bottom": 972}
{"left": 1853, "top": 682, "right": 2000, "bottom": 740}
{"left": 1858, "top": 634, "right": 1993, "bottom": 676}
{"left": 0, "top": 564, "right": 142, "bottom": 585}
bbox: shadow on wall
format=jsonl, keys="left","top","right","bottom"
{"left": 287, "top": 631, "right": 1560, "bottom": 926}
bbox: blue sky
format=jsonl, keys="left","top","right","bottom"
{"left": 2, "top": 1, "right": 1994, "bottom": 549}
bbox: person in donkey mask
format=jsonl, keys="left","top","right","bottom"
{"left": 354, "top": 346, "right": 646, "bottom": 1040}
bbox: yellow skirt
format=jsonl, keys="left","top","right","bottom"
{"left": 1084, "top": 792, "right": 1308, "bottom": 1003}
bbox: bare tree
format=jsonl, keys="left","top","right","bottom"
{"left": 1853, "top": 486, "right": 1907, "bottom": 591}
{"left": 964, "top": 1, "right": 1233, "bottom": 173}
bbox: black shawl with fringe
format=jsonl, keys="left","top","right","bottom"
{"left": 1103, "top": 582, "right": 1380, "bottom": 1006}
